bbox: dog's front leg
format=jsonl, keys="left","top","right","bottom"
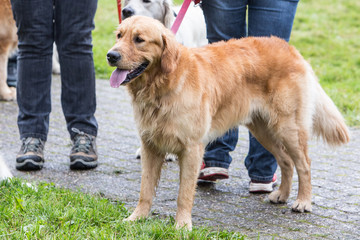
{"left": 0, "top": 53, "right": 16, "bottom": 101}
{"left": 176, "top": 144, "right": 204, "bottom": 230}
{"left": 125, "top": 143, "right": 165, "bottom": 221}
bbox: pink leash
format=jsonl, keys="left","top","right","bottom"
{"left": 170, "top": 0, "right": 192, "bottom": 34}
{"left": 171, "top": 0, "right": 201, "bottom": 34}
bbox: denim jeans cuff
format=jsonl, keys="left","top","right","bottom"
{"left": 70, "top": 127, "right": 97, "bottom": 140}
{"left": 248, "top": 173, "right": 274, "bottom": 182}
{"left": 203, "top": 159, "right": 230, "bottom": 169}
{"left": 20, "top": 133, "right": 47, "bottom": 142}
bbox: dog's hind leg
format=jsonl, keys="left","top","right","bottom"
{"left": 125, "top": 143, "right": 165, "bottom": 222}
{"left": 247, "top": 118, "right": 294, "bottom": 204}
{"left": 268, "top": 122, "right": 312, "bottom": 213}
{"left": 268, "top": 149, "right": 294, "bottom": 203}
{"left": 280, "top": 128, "right": 312, "bottom": 212}
{"left": 175, "top": 143, "right": 204, "bottom": 230}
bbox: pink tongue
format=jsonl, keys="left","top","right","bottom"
{"left": 109, "top": 69, "right": 129, "bottom": 88}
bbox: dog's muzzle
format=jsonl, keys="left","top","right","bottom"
{"left": 122, "top": 7, "right": 135, "bottom": 19}
{"left": 107, "top": 51, "right": 121, "bottom": 65}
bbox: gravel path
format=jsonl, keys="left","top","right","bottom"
{"left": 1, "top": 76, "right": 359, "bottom": 239}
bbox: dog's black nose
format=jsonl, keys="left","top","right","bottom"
{"left": 122, "top": 7, "right": 135, "bottom": 19}
{"left": 107, "top": 51, "right": 121, "bottom": 64}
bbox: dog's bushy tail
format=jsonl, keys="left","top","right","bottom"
{"left": 312, "top": 82, "right": 350, "bottom": 146}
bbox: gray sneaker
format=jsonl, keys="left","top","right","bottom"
{"left": 16, "top": 137, "right": 45, "bottom": 171}
{"left": 70, "top": 128, "right": 98, "bottom": 170}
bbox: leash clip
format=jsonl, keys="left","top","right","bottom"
{"left": 193, "top": 0, "right": 202, "bottom": 7}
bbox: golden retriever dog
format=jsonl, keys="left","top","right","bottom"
{"left": 107, "top": 16, "right": 350, "bottom": 230}
{"left": 0, "top": 0, "right": 17, "bottom": 101}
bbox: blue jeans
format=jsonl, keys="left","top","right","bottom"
{"left": 11, "top": 0, "right": 98, "bottom": 141}
{"left": 202, "top": 0, "right": 299, "bottom": 181}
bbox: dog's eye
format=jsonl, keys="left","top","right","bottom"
{"left": 117, "top": 33, "right": 122, "bottom": 39}
{"left": 143, "top": 0, "right": 151, "bottom": 3}
{"left": 134, "top": 36, "right": 145, "bottom": 43}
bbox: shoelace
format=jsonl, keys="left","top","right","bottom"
{"left": 71, "top": 128, "right": 93, "bottom": 153}
{"left": 22, "top": 137, "right": 44, "bottom": 153}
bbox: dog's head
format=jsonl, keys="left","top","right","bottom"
{"left": 122, "top": 0, "right": 174, "bottom": 28}
{"left": 107, "top": 16, "right": 180, "bottom": 87}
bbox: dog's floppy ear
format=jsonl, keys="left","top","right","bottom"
{"left": 161, "top": 32, "right": 180, "bottom": 74}
{"left": 163, "top": 0, "right": 174, "bottom": 28}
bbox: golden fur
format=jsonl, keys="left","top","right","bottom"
{"left": 0, "top": 0, "right": 17, "bottom": 101}
{"left": 107, "top": 16, "right": 350, "bottom": 230}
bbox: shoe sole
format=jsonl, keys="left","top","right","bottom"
{"left": 198, "top": 167, "right": 229, "bottom": 181}
{"left": 70, "top": 158, "right": 98, "bottom": 170}
{"left": 16, "top": 159, "right": 43, "bottom": 171}
{"left": 249, "top": 179, "right": 278, "bottom": 193}
{"left": 198, "top": 173, "right": 229, "bottom": 182}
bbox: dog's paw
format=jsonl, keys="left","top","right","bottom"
{"left": 0, "top": 87, "right": 16, "bottom": 101}
{"left": 165, "top": 153, "right": 177, "bottom": 162}
{"left": 124, "top": 211, "right": 147, "bottom": 222}
{"left": 135, "top": 147, "right": 177, "bottom": 162}
{"left": 291, "top": 199, "right": 312, "bottom": 213}
{"left": 135, "top": 147, "right": 141, "bottom": 159}
{"left": 175, "top": 218, "right": 192, "bottom": 231}
{"left": 268, "top": 190, "right": 288, "bottom": 204}
{"left": 124, "top": 215, "right": 136, "bottom": 222}
{"left": 52, "top": 64, "right": 61, "bottom": 75}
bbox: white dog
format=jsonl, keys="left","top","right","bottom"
{"left": 122, "top": 0, "right": 208, "bottom": 47}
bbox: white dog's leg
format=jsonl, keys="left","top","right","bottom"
{"left": 52, "top": 44, "right": 60, "bottom": 75}
{"left": 0, "top": 154, "right": 13, "bottom": 181}
{"left": 136, "top": 147, "right": 177, "bottom": 161}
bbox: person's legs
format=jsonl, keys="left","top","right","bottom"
{"left": 11, "top": 0, "right": 54, "bottom": 142}
{"left": 245, "top": 133, "right": 277, "bottom": 181}
{"left": 54, "top": 0, "right": 98, "bottom": 139}
{"left": 199, "top": 0, "right": 246, "bottom": 179}
{"left": 7, "top": 50, "right": 18, "bottom": 88}
{"left": 11, "top": 0, "right": 54, "bottom": 171}
{"left": 198, "top": 129, "right": 238, "bottom": 181}
{"left": 248, "top": 0, "right": 299, "bottom": 42}
{"left": 202, "top": 0, "right": 247, "bottom": 43}
{"left": 245, "top": 0, "right": 299, "bottom": 186}
{"left": 54, "top": 0, "right": 98, "bottom": 170}
{"left": 203, "top": 129, "right": 238, "bottom": 169}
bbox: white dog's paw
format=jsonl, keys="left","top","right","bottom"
{"left": 291, "top": 199, "right": 312, "bottom": 213}
{"left": 135, "top": 147, "right": 141, "bottom": 159}
{"left": 52, "top": 44, "right": 61, "bottom": 75}
{"left": 135, "top": 147, "right": 177, "bottom": 161}
{"left": 269, "top": 190, "right": 288, "bottom": 204}
{"left": 165, "top": 153, "right": 177, "bottom": 162}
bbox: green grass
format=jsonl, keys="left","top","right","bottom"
{"left": 0, "top": 179, "right": 245, "bottom": 239}
{"left": 291, "top": 0, "right": 360, "bottom": 126}
{"left": 93, "top": 0, "right": 360, "bottom": 126}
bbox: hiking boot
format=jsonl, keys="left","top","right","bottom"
{"left": 16, "top": 137, "right": 45, "bottom": 171}
{"left": 198, "top": 161, "right": 229, "bottom": 181}
{"left": 70, "top": 128, "right": 98, "bottom": 170}
{"left": 249, "top": 174, "right": 278, "bottom": 193}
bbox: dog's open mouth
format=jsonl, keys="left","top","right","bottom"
{"left": 110, "top": 62, "right": 149, "bottom": 88}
